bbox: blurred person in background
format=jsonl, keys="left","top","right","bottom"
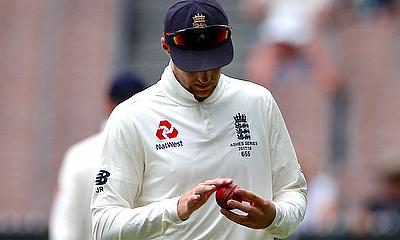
{"left": 367, "top": 160, "right": 400, "bottom": 235}
{"left": 296, "top": 153, "right": 339, "bottom": 237}
{"left": 333, "top": 0, "right": 400, "bottom": 237}
{"left": 348, "top": 0, "right": 399, "bottom": 17}
{"left": 242, "top": 0, "right": 340, "bottom": 93}
{"left": 49, "top": 72, "right": 146, "bottom": 240}
{"left": 242, "top": 1, "right": 343, "bottom": 238}
{"left": 366, "top": 158, "right": 400, "bottom": 235}
{"left": 347, "top": 153, "right": 400, "bottom": 236}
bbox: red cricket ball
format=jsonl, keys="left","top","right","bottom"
{"left": 215, "top": 182, "right": 241, "bottom": 209}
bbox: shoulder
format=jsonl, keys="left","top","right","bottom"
{"left": 67, "top": 132, "right": 104, "bottom": 155}
{"left": 106, "top": 83, "right": 157, "bottom": 121}
{"left": 63, "top": 132, "right": 104, "bottom": 167}
{"left": 115, "top": 83, "right": 163, "bottom": 115}
{"left": 58, "top": 132, "right": 103, "bottom": 182}
{"left": 104, "top": 83, "right": 165, "bottom": 137}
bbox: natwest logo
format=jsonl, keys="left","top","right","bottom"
{"left": 156, "top": 120, "right": 179, "bottom": 140}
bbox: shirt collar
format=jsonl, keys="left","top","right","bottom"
{"left": 160, "top": 62, "right": 225, "bottom": 106}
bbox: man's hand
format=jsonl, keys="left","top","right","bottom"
{"left": 178, "top": 178, "right": 233, "bottom": 220}
{"left": 220, "top": 188, "right": 276, "bottom": 229}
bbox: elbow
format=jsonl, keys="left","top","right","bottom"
{"left": 91, "top": 207, "right": 115, "bottom": 240}
{"left": 91, "top": 206, "right": 128, "bottom": 240}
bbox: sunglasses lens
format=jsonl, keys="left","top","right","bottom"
{"left": 172, "top": 34, "right": 189, "bottom": 46}
{"left": 209, "top": 27, "right": 230, "bottom": 43}
{"left": 167, "top": 26, "right": 230, "bottom": 49}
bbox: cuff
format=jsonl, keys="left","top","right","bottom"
{"left": 164, "top": 196, "right": 183, "bottom": 224}
{"left": 265, "top": 201, "right": 284, "bottom": 231}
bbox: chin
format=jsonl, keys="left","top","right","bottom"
{"left": 194, "top": 95, "right": 207, "bottom": 102}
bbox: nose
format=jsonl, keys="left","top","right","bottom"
{"left": 197, "top": 71, "right": 212, "bottom": 83}
{"left": 199, "top": 77, "right": 210, "bottom": 84}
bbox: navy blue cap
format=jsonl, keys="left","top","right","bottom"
{"left": 108, "top": 72, "right": 146, "bottom": 104}
{"left": 164, "top": 0, "right": 234, "bottom": 72}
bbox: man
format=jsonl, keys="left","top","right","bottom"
{"left": 244, "top": 0, "right": 339, "bottom": 93}
{"left": 49, "top": 72, "right": 145, "bottom": 240}
{"left": 91, "top": 0, "right": 307, "bottom": 239}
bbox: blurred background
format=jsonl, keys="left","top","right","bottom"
{"left": 0, "top": 0, "right": 399, "bottom": 239}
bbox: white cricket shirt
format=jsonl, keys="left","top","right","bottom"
{"left": 91, "top": 64, "right": 307, "bottom": 239}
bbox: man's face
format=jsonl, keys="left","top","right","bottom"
{"left": 172, "top": 63, "right": 221, "bottom": 102}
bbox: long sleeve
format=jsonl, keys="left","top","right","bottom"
{"left": 264, "top": 96, "right": 308, "bottom": 239}
{"left": 91, "top": 104, "right": 182, "bottom": 240}
{"left": 50, "top": 147, "right": 91, "bottom": 240}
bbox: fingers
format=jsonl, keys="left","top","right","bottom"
{"left": 180, "top": 179, "right": 276, "bottom": 229}
{"left": 234, "top": 188, "right": 262, "bottom": 205}
{"left": 186, "top": 184, "right": 216, "bottom": 207}
{"left": 226, "top": 199, "right": 253, "bottom": 213}
{"left": 220, "top": 200, "right": 274, "bottom": 229}
{"left": 220, "top": 208, "right": 250, "bottom": 226}
{"left": 194, "top": 183, "right": 217, "bottom": 195}
{"left": 178, "top": 178, "right": 232, "bottom": 221}
{"left": 203, "top": 177, "right": 233, "bottom": 187}
{"left": 189, "top": 177, "right": 232, "bottom": 202}
{"left": 219, "top": 188, "right": 276, "bottom": 229}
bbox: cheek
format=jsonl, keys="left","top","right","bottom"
{"left": 180, "top": 79, "right": 190, "bottom": 89}
{"left": 178, "top": 74, "right": 194, "bottom": 90}
{"left": 211, "top": 71, "right": 221, "bottom": 82}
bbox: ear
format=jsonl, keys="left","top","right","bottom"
{"left": 161, "top": 37, "right": 171, "bottom": 55}
{"left": 105, "top": 98, "right": 117, "bottom": 116}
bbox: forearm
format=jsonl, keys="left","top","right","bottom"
{"left": 92, "top": 196, "right": 182, "bottom": 240}
{"left": 266, "top": 96, "right": 308, "bottom": 238}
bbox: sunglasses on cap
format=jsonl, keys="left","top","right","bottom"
{"left": 164, "top": 25, "right": 231, "bottom": 50}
